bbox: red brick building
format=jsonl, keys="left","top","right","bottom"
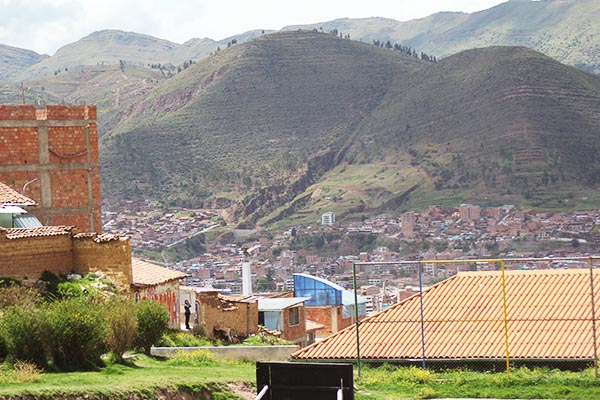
{"left": 0, "top": 105, "right": 101, "bottom": 232}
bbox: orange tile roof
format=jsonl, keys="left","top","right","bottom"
{"left": 131, "top": 257, "right": 188, "bottom": 287}
{"left": 0, "top": 182, "right": 37, "bottom": 206}
{"left": 292, "top": 268, "right": 600, "bottom": 361}
{"left": 0, "top": 226, "right": 73, "bottom": 239}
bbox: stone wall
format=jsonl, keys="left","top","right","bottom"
{"left": 0, "top": 105, "right": 101, "bottom": 232}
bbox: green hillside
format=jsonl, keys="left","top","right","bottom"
{"left": 100, "top": 31, "right": 426, "bottom": 215}
{"left": 99, "top": 31, "right": 600, "bottom": 227}
{"left": 347, "top": 45, "right": 600, "bottom": 210}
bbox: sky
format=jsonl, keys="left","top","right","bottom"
{"left": 1, "top": 0, "right": 508, "bottom": 55}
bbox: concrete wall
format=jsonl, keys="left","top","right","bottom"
{"left": 151, "top": 345, "right": 299, "bottom": 362}
{"left": 0, "top": 105, "right": 101, "bottom": 232}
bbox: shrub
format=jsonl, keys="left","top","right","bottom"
{"left": 105, "top": 297, "right": 138, "bottom": 363}
{"left": 166, "top": 349, "right": 216, "bottom": 366}
{"left": 12, "top": 360, "right": 42, "bottom": 383}
{"left": 159, "top": 331, "right": 218, "bottom": 347}
{"left": 0, "top": 282, "right": 41, "bottom": 309}
{"left": 45, "top": 298, "right": 106, "bottom": 371}
{"left": 135, "top": 300, "right": 170, "bottom": 355}
{"left": 2, "top": 305, "right": 48, "bottom": 368}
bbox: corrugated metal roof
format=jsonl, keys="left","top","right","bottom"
{"left": 12, "top": 214, "right": 42, "bottom": 228}
{"left": 258, "top": 297, "right": 310, "bottom": 311}
{"left": 131, "top": 257, "right": 188, "bottom": 287}
{"left": 0, "top": 182, "right": 37, "bottom": 206}
{"left": 292, "top": 268, "right": 600, "bottom": 360}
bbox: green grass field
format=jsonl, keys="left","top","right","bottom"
{"left": 3, "top": 353, "right": 600, "bottom": 399}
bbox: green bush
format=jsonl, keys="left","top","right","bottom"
{"left": 2, "top": 305, "right": 48, "bottom": 368}
{"left": 135, "top": 300, "right": 170, "bottom": 355}
{"left": 45, "top": 298, "right": 106, "bottom": 371}
{"left": 56, "top": 281, "right": 86, "bottom": 298}
{"left": 159, "top": 331, "right": 218, "bottom": 347}
{"left": 105, "top": 298, "right": 138, "bottom": 363}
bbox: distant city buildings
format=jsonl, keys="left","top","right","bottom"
{"left": 321, "top": 211, "right": 335, "bottom": 225}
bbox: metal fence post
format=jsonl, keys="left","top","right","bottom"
{"left": 500, "top": 259, "right": 510, "bottom": 374}
{"left": 352, "top": 262, "right": 361, "bottom": 376}
{"left": 418, "top": 259, "right": 426, "bottom": 369}
{"left": 589, "top": 257, "right": 598, "bottom": 378}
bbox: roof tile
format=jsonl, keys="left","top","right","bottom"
{"left": 0, "top": 182, "right": 37, "bottom": 206}
{"left": 0, "top": 226, "right": 73, "bottom": 239}
{"left": 131, "top": 257, "right": 188, "bottom": 287}
{"left": 293, "top": 269, "right": 600, "bottom": 360}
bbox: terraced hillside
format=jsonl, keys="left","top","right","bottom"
{"left": 100, "top": 31, "right": 426, "bottom": 214}
{"left": 99, "top": 31, "right": 600, "bottom": 226}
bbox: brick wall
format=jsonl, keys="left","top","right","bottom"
{"left": 282, "top": 306, "right": 307, "bottom": 345}
{"left": 0, "top": 105, "right": 101, "bottom": 232}
{"left": 305, "top": 305, "right": 352, "bottom": 336}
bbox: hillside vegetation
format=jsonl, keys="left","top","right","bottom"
{"left": 100, "top": 31, "right": 425, "bottom": 214}
{"left": 97, "top": 31, "right": 600, "bottom": 227}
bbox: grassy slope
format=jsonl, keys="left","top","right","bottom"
{"left": 99, "top": 32, "right": 600, "bottom": 224}
{"left": 3, "top": 357, "right": 600, "bottom": 399}
{"left": 0, "top": 355, "right": 254, "bottom": 398}
{"left": 100, "top": 31, "right": 426, "bottom": 204}
{"left": 346, "top": 46, "right": 600, "bottom": 211}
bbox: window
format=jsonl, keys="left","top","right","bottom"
{"left": 288, "top": 307, "right": 300, "bottom": 326}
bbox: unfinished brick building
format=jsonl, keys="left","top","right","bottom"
{"left": 0, "top": 105, "right": 101, "bottom": 232}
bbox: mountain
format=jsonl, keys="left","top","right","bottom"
{"left": 284, "top": 0, "right": 600, "bottom": 74}
{"left": 100, "top": 31, "right": 425, "bottom": 211}
{"left": 14, "top": 29, "right": 272, "bottom": 82}
{"left": 0, "top": 44, "right": 47, "bottom": 81}
{"left": 99, "top": 31, "right": 600, "bottom": 227}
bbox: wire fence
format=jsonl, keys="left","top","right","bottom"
{"left": 350, "top": 257, "right": 600, "bottom": 376}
